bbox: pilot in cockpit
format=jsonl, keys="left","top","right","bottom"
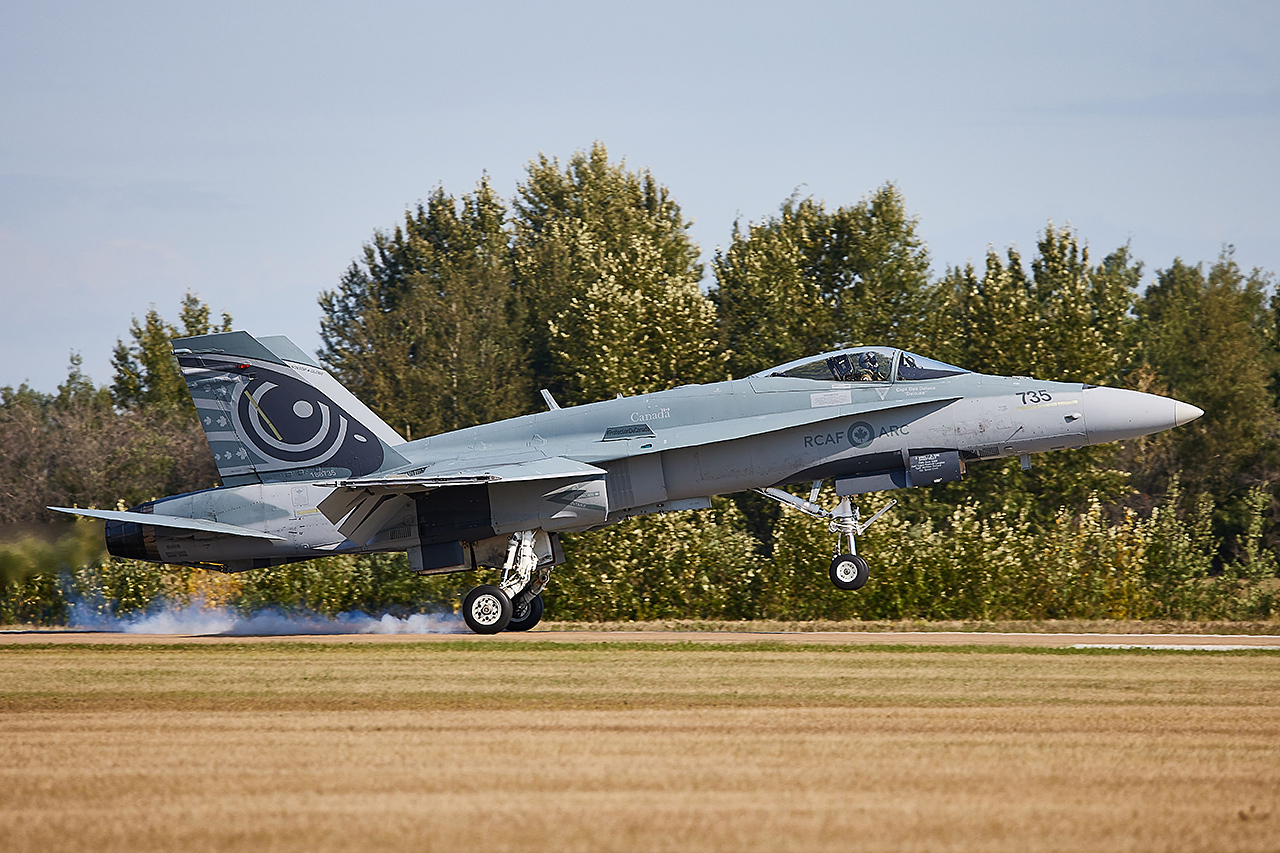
{"left": 854, "top": 351, "right": 883, "bottom": 381}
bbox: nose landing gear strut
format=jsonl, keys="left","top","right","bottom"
{"left": 754, "top": 483, "right": 896, "bottom": 592}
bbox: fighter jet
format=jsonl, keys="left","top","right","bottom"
{"left": 51, "top": 331, "right": 1202, "bottom": 633}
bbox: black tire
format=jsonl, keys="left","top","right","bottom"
{"left": 506, "top": 593, "right": 545, "bottom": 632}
{"left": 462, "top": 585, "right": 512, "bottom": 634}
{"left": 830, "top": 554, "right": 870, "bottom": 591}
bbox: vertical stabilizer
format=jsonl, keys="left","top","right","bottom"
{"left": 172, "top": 331, "right": 408, "bottom": 486}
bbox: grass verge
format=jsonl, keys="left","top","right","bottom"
{"left": 2, "top": 642, "right": 1279, "bottom": 852}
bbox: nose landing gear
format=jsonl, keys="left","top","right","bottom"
{"left": 755, "top": 483, "right": 896, "bottom": 592}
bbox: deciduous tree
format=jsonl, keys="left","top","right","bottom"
{"left": 513, "top": 142, "right": 717, "bottom": 404}
{"left": 1128, "top": 250, "right": 1280, "bottom": 561}
{"left": 111, "top": 292, "right": 232, "bottom": 414}
{"left": 713, "top": 185, "right": 934, "bottom": 380}
{"left": 319, "top": 180, "right": 529, "bottom": 439}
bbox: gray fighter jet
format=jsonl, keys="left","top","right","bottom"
{"left": 51, "top": 331, "right": 1202, "bottom": 633}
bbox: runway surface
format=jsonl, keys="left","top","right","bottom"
{"left": 3, "top": 629, "right": 1279, "bottom": 648}
{"left": 6, "top": 627, "right": 1279, "bottom": 850}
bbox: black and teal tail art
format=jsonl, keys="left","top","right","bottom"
{"left": 172, "top": 331, "right": 408, "bottom": 486}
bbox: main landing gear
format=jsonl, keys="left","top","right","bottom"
{"left": 462, "top": 530, "right": 553, "bottom": 634}
{"left": 755, "top": 482, "right": 896, "bottom": 593}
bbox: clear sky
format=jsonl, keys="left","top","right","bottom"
{"left": 2, "top": 1, "right": 1277, "bottom": 392}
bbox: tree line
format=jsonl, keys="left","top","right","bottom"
{"left": 3, "top": 142, "right": 1277, "bottom": 623}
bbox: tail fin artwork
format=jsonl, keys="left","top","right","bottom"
{"left": 172, "top": 331, "right": 408, "bottom": 486}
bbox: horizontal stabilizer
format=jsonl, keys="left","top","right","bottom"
{"left": 47, "top": 507, "right": 286, "bottom": 541}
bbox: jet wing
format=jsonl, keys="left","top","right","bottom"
{"left": 317, "top": 456, "right": 607, "bottom": 541}
{"left": 47, "top": 507, "right": 286, "bottom": 541}
{"left": 343, "top": 454, "right": 605, "bottom": 491}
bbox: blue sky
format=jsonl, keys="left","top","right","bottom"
{"left": 2, "top": 1, "right": 1277, "bottom": 391}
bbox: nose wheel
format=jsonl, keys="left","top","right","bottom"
{"left": 830, "top": 554, "right": 869, "bottom": 590}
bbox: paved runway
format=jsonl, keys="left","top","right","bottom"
{"left": 3, "top": 629, "right": 1279, "bottom": 648}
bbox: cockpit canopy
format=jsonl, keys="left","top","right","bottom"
{"left": 753, "top": 348, "right": 968, "bottom": 383}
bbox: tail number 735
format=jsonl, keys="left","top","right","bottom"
{"left": 1017, "top": 390, "right": 1052, "bottom": 405}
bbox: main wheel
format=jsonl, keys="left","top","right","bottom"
{"left": 506, "top": 593, "right": 545, "bottom": 632}
{"left": 462, "top": 584, "right": 513, "bottom": 634}
{"left": 830, "top": 554, "right": 870, "bottom": 591}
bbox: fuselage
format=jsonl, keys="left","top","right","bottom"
{"left": 109, "top": 351, "right": 1199, "bottom": 570}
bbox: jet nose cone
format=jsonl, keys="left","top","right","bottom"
{"left": 1082, "top": 386, "right": 1200, "bottom": 445}
{"left": 1175, "top": 400, "right": 1204, "bottom": 427}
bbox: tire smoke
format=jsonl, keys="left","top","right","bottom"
{"left": 68, "top": 598, "right": 465, "bottom": 635}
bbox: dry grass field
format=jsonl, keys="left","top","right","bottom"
{"left": 2, "top": 639, "right": 1279, "bottom": 852}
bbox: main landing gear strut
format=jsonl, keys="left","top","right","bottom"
{"left": 755, "top": 483, "right": 896, "bottom": 592}
{"left": 462, "top": 530, "right": 553, "bottom": 634}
